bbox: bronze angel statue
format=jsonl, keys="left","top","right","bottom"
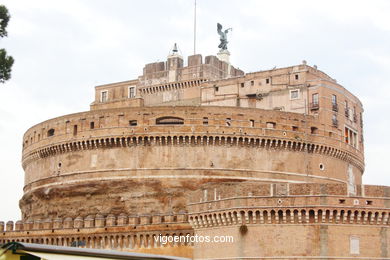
{"left": 217, "top": 23, "right": 232, "bottom": 50}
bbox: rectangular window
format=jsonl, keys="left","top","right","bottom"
{"left": 345, "top": 126, "right": 358, "bottom": 148}
{"left": 250, "top": 81, "right": 254, "bottom": 86}
{"left": 101, "top": 90, "right": 108, "bottom": 102}
{"left": 203, "top": 117, "right": 209, "bottom": 125}
{"left": 350, "top": 236, "right": 360, "bottom": 255}
{"left": 129, "top": 120, "right": 137, "bottom": 126}
{"left": 290, "top": 89, "right": 300, "bottom": 100}
{"left": 73, "top": 125, "right": 78, "bottom": 136}
{"left": 332, "top": 114, "right": 338, "bottom": 127}
{"left": 266, "top": 78, "right": 270, "bottom": 84}
{"left": 345, "top": 100, "right": 349, "bottom": 117}
{"left": 128, "top": 86, "right": 136, "bottom": 98}
{"left": 332, "top": 94, "right": 337, "bottom": 104}
{"left": 295, "top": 74, "right": 299, "bottom": 80}
{"left": 241, "top": 83, "right": 244, "bottom": 88}
{"left": 90, "top": 122, "right": 95, "bottom": 129}
{"left": 312, "top": 93, "right": 319, "bottom": 104}
{"left": 250, "top": 119, "right": 255, "bottom": 127}
{"left": 292, "top": 126, "right": 298, "bottom": 131}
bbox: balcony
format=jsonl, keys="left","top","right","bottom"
{"left": 310, "top": 102, "right": 319, "bottom": 110}
{"left": 332, "top": 102, "right": 338, "bottom": 112}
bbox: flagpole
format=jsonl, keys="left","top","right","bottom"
{"left": 194, "top": 0, "right": 197, "bottom": 55}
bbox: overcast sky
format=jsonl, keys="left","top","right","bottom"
{"left": 1, "top": 0, "right": 389, "bottom": 221}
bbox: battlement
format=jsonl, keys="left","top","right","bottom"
{"left": 0, "top": 212, "right": 189, "bottom": 233}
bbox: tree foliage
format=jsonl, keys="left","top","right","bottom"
{"left": 0, "top": 5, "right": 13, "bottom": 84}
{"left": 0, "top": 5, "right": 10, "bottom": 37}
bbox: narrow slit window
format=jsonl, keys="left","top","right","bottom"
{"left": 156, "top": 117, "right": 184, "bottom": 125}
{"left": 90, "top": 122, "right": 95, "bottom": 129}
{"left": 73, "top": 125, "right": 78, "bottom": 136}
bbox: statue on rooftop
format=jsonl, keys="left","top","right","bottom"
{"left": 217, "top": 23, "right": 232, "bottom": 51}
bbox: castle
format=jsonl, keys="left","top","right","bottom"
{"left": 1, "top": 46, "right": 389, "bottom": 259}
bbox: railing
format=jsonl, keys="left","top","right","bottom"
{"left": 310, "top": 102, "right": 319, "bottom": 110}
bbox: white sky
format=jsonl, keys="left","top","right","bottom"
{"left": 0, "top": 0, "right": 389, "bottom": 221}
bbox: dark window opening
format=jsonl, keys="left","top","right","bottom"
{"left": 47, "top": 129, "right": 55, "bottom": 137}
{"left": 292, "top": 126, "right": 299, "bottom": 131}
{"left": 266, "top": 78, "right": 270, "bottom": 84}
{"left": 339, "top": 199, "right": 346, "bottom": 204}
{"left": 240, "top": 83, "right": 244, "bottom": 88}
{"left": 129, "top": 120, "right": 138, "bottom": 126}
{"left": 203, "top": 117, "right": 209, "bottom": 125}
{"left": 226, "top": 118, "right": 232, "bottom": 127}
{"left": 250, "top": 81, "right": 254, "bottom": 86}
{"left": 156, "top": 116, "right": 184, "bottom": 125}
{"left": 295, "top": 74, "right": 299, "bottom": 80}
{"left": 250, "top": 119, "right": 255, "bottom": 127}
{"left": 366, "top": 200, "right": 373, "bottom": 205}
{"left": 73, "top": 125, "right": 78, "bottom": 136}
{"left": 90, "top": 122, "right": 95, "bottom": 129}
{"left": 310, "top": 127, "right": 318, "bottom": 134}
{"left": 214, "top": 86, "right": 219, "bottom": 92}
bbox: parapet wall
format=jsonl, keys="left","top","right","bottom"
{"left": 0, "top": 213, "right": 193, "bottom": 257}
{"left": 188, "top": 183, "right": 390, "bottom": 228}
{"left": 188, "top": 182, "right": 390, "bottom": 259}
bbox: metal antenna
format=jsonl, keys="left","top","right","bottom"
{"left": 194, "top": 0, "right": 197, "bottom": 55}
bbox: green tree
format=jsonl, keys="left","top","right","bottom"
{"left": 0, "top": 5, "right": 14, "bottom": 84}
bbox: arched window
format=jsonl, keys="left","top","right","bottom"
{"left": 156, "top": 116, "right": 184, "bottom": 125}
{"left": 47, "top": 128, "right": 55, "bottom": 137}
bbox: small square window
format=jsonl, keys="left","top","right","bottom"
{"left": 214, "top": 86, "right": 219, "bottom": 92}
{"left": 266, "top": 122, "right": 276, "bottom": 129}
{"left": 311, "top": 127, "right": 318, "bottom": 134}
{"left": 292, "top": 126, "right": 298, "bottom": 131}
{"left": 266, "top": 78, "right": 270, "bottom": 84}
{"left": 226, "top": 118, "right": 231, "bottom": 127}
{"left": 203, "top": 117, "right": 209, "bottom": 125}
{"left": 295, "top": 74, "right": 299, "bottom": 80}
{"left": 90, "top": 122, "right": 95, "bottom": 129}
{"left": 241, "top": 83, "right": 244, "bottom": 88}
{"left": 129, "top": 120, "right": 137, "bottom": 126}
{"left": 250, "top": 119, "right": 254, "bottom": 127}
{"left": 290, "top": 89, "right": 300, "bottom": 100}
